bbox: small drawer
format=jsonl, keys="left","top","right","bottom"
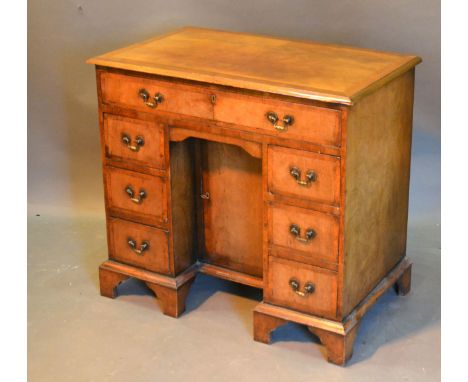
{"left": 103, "top": 114, "right": 165, "bottom": 168}
{"left": 108, "top": 218, "right": 170, "bottom": 274}
{"left": 269, "top": 204, "right": 339, "bottom": 266}
{"left": 100, "top": 72, "right": 213, "bottom": 119}
{"left": 213, "top": 91, "right": 341, "bottom": 147}
{"left": 268, "top": 146, "right": 340, "bottom": 205}
{"left": 104, "top": 167, "right": 168, "bottom": 227}
{"left": 265, "top": 257, "right": 338, "bottom": 319}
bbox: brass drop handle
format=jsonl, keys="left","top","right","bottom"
{"left": 138, "top": 88, "right": 164, "bottom": 108}
{"left": 290, "top": 224, "right": 316, "bottom": 243}
{"left": 266, "top": 111, "right": 294, "bottom": 132}
{"left": 127, "top": 238, "right": 149, "bottom": 255}
{"left": 289, "top": 278, "right": 315, "bottom": 297}
{"left": 122, "top": 134, "right": 145, "bottom": 152}
{"left": 125, "top": 185, "right": 147, "bottom": 204}
{"left": 290, "top": 167, "right": 317, "bottom": 186}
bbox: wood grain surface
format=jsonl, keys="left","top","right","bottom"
{"left": 269, "top": 203, "right": 340, "bottom": 266}
{"left": 213, "top": 90, "right": 341, "bottom": 146}
{"left": 341, "top": 70, "right": 415, "bottom": 316}
{"left": 268, "top": 145, "right": 341, "bottom": 205}
{"left": 201, "top": 141, "right": 263, "bottom": 277}
{"left": 108, "top": 217, "right": 170, "bottom": 274}
{"left": 104, "top": 166, "right": 168, "bottom": 227}
{"left": 101, "top": 71, "right": 213, "bottom": 119}
{"left": 103, "top": 114, "right": 166, "bottom": 169}
{"left": 88, "top": 27, "right": 421, "bottom": 104}
{"left": 265, "top": 256, "right": 338, "bottom": 319}
{"left": 169, "top": 140, "right": 197, "bottom": 275}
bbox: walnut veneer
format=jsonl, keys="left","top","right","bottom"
{"left": 87, "top": 27, "right": 420, "bottom": 365}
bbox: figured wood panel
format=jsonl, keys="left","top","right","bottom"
{"left": 169, "top": 140, "right": 196, "bottom": 275}
{"left": 213, "top": 91, "right": 341, "bottom": 147}
{"left": 268, "top": 146, "right": 341, "bottom": 205}
{"left": 201, "top": 141, "right": 263, "bottom": 277}
{"left": 269, "top": 204, "right": 339, "bottom": 266}
{"left": 88, "top": 27, "right": 421, "bottom": 104}
{"left": 105, "top": 166, "right": 167, "bottom": 227}
{"left": 108, "top": 218, "right": 170, "bottom": 274}
{"left": 100, "top": 96, "right": 343, "bottom": 158}
{"left": 104, "top": 114, "right": 165, "bottom": 168}
{"left": 342, "top": 70, "right": 415, "bottom": 316}
{"left": 101, "top": 72, "right": 213, "bottom": 119}
{"left": 170, "top": 127, "right": 262, "bottom": 159}
{"left": 265, "top": 257, "right": 338, "bottom": 319}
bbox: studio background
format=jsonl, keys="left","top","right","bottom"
{"left": 28, "top": 1, "right": 440, "bottom": 381}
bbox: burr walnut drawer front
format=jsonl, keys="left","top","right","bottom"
{"left": 108, "top": 218, "right": 170, "bottom": 274}
{"left": 213, "top": 91, "right": 341, "bottom": 147}
{"left": 268, "top": 146, "right": 341, "bottom": 205}
{"left": 265, "top": 257, "right": 338, "bottom": 319}
{"left": 100, "top": 72, "right": 213, "bottom": 119}
{"left": 269, "top": 204, "right": 339, "bottom": 266}
{"left": 103, "top": 114, "right": 165, "bottom": 169}
{"left": 104, "top": 167, "right": 168, "bottom": 227}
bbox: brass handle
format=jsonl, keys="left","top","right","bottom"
{"left": 290, "top": 167, "right": 317, "bottom": 186}
{"left": 266, "top": 111, "right": 294, "bottom": 132}
{"left": 127, "top": 238, "right": 149, "bottom": 255}
{"left": 125, "top": 185, "right": 147, "bottom": 204}
{"left": 138, "top": 88, "right": 164, "bottom": 108}
{"left": 122, "top": 134, "right": 145, "bottom": 152}
{"left": 289, "top": 278, "right": 315, "bottom": 297}
{"left": 290, "top": 224, "right": 316, "bottom": 243}
{"left": 200, "top": 192, "right": 210, "bottom": 200}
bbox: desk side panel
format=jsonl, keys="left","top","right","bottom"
{"left": 342, "top": 69, "right": 415, "bottom": 317}
{"left": 170, "top": 139, "right": 197, "bottom": 275}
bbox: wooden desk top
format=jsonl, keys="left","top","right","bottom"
{"left": 87, "top": 27, "right": 421, "bottom": 105}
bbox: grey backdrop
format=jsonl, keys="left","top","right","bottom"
{"left": 28, "top": 0, "right": 440, "bottom": 224}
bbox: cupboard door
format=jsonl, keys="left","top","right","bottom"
{"left": 200, "top": 141, "right": 263, "bottom": 277}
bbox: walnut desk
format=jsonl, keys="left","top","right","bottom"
{"left": 87, "top": 27, "right": 421, "bottom": 365}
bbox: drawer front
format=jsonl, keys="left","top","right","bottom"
{"left": 265, "top": 257, "right": 338, "bottom": 319}
{"left": 269, "top": 204, "right": 339, "bottom": 265}
{"left": 268, "top": 146, "right": 340, "bottom": 205}
{"left": 101, "top": 72, "right": 213, "bottom": 119}
{"left": 108, "top": 218, "right": 170, "bottom": 274}
{"left": 105, "top": 167, "right": 168, "bottom": 226}
{"left": 103, "top": 114, "right": 165, "bottom": 168}
{"left": 213, "top": 92, "right": 341, "bottom": 147}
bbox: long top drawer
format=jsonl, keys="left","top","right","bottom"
{"left": 100, "top": 71, "right": 341, "bottom": 148}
